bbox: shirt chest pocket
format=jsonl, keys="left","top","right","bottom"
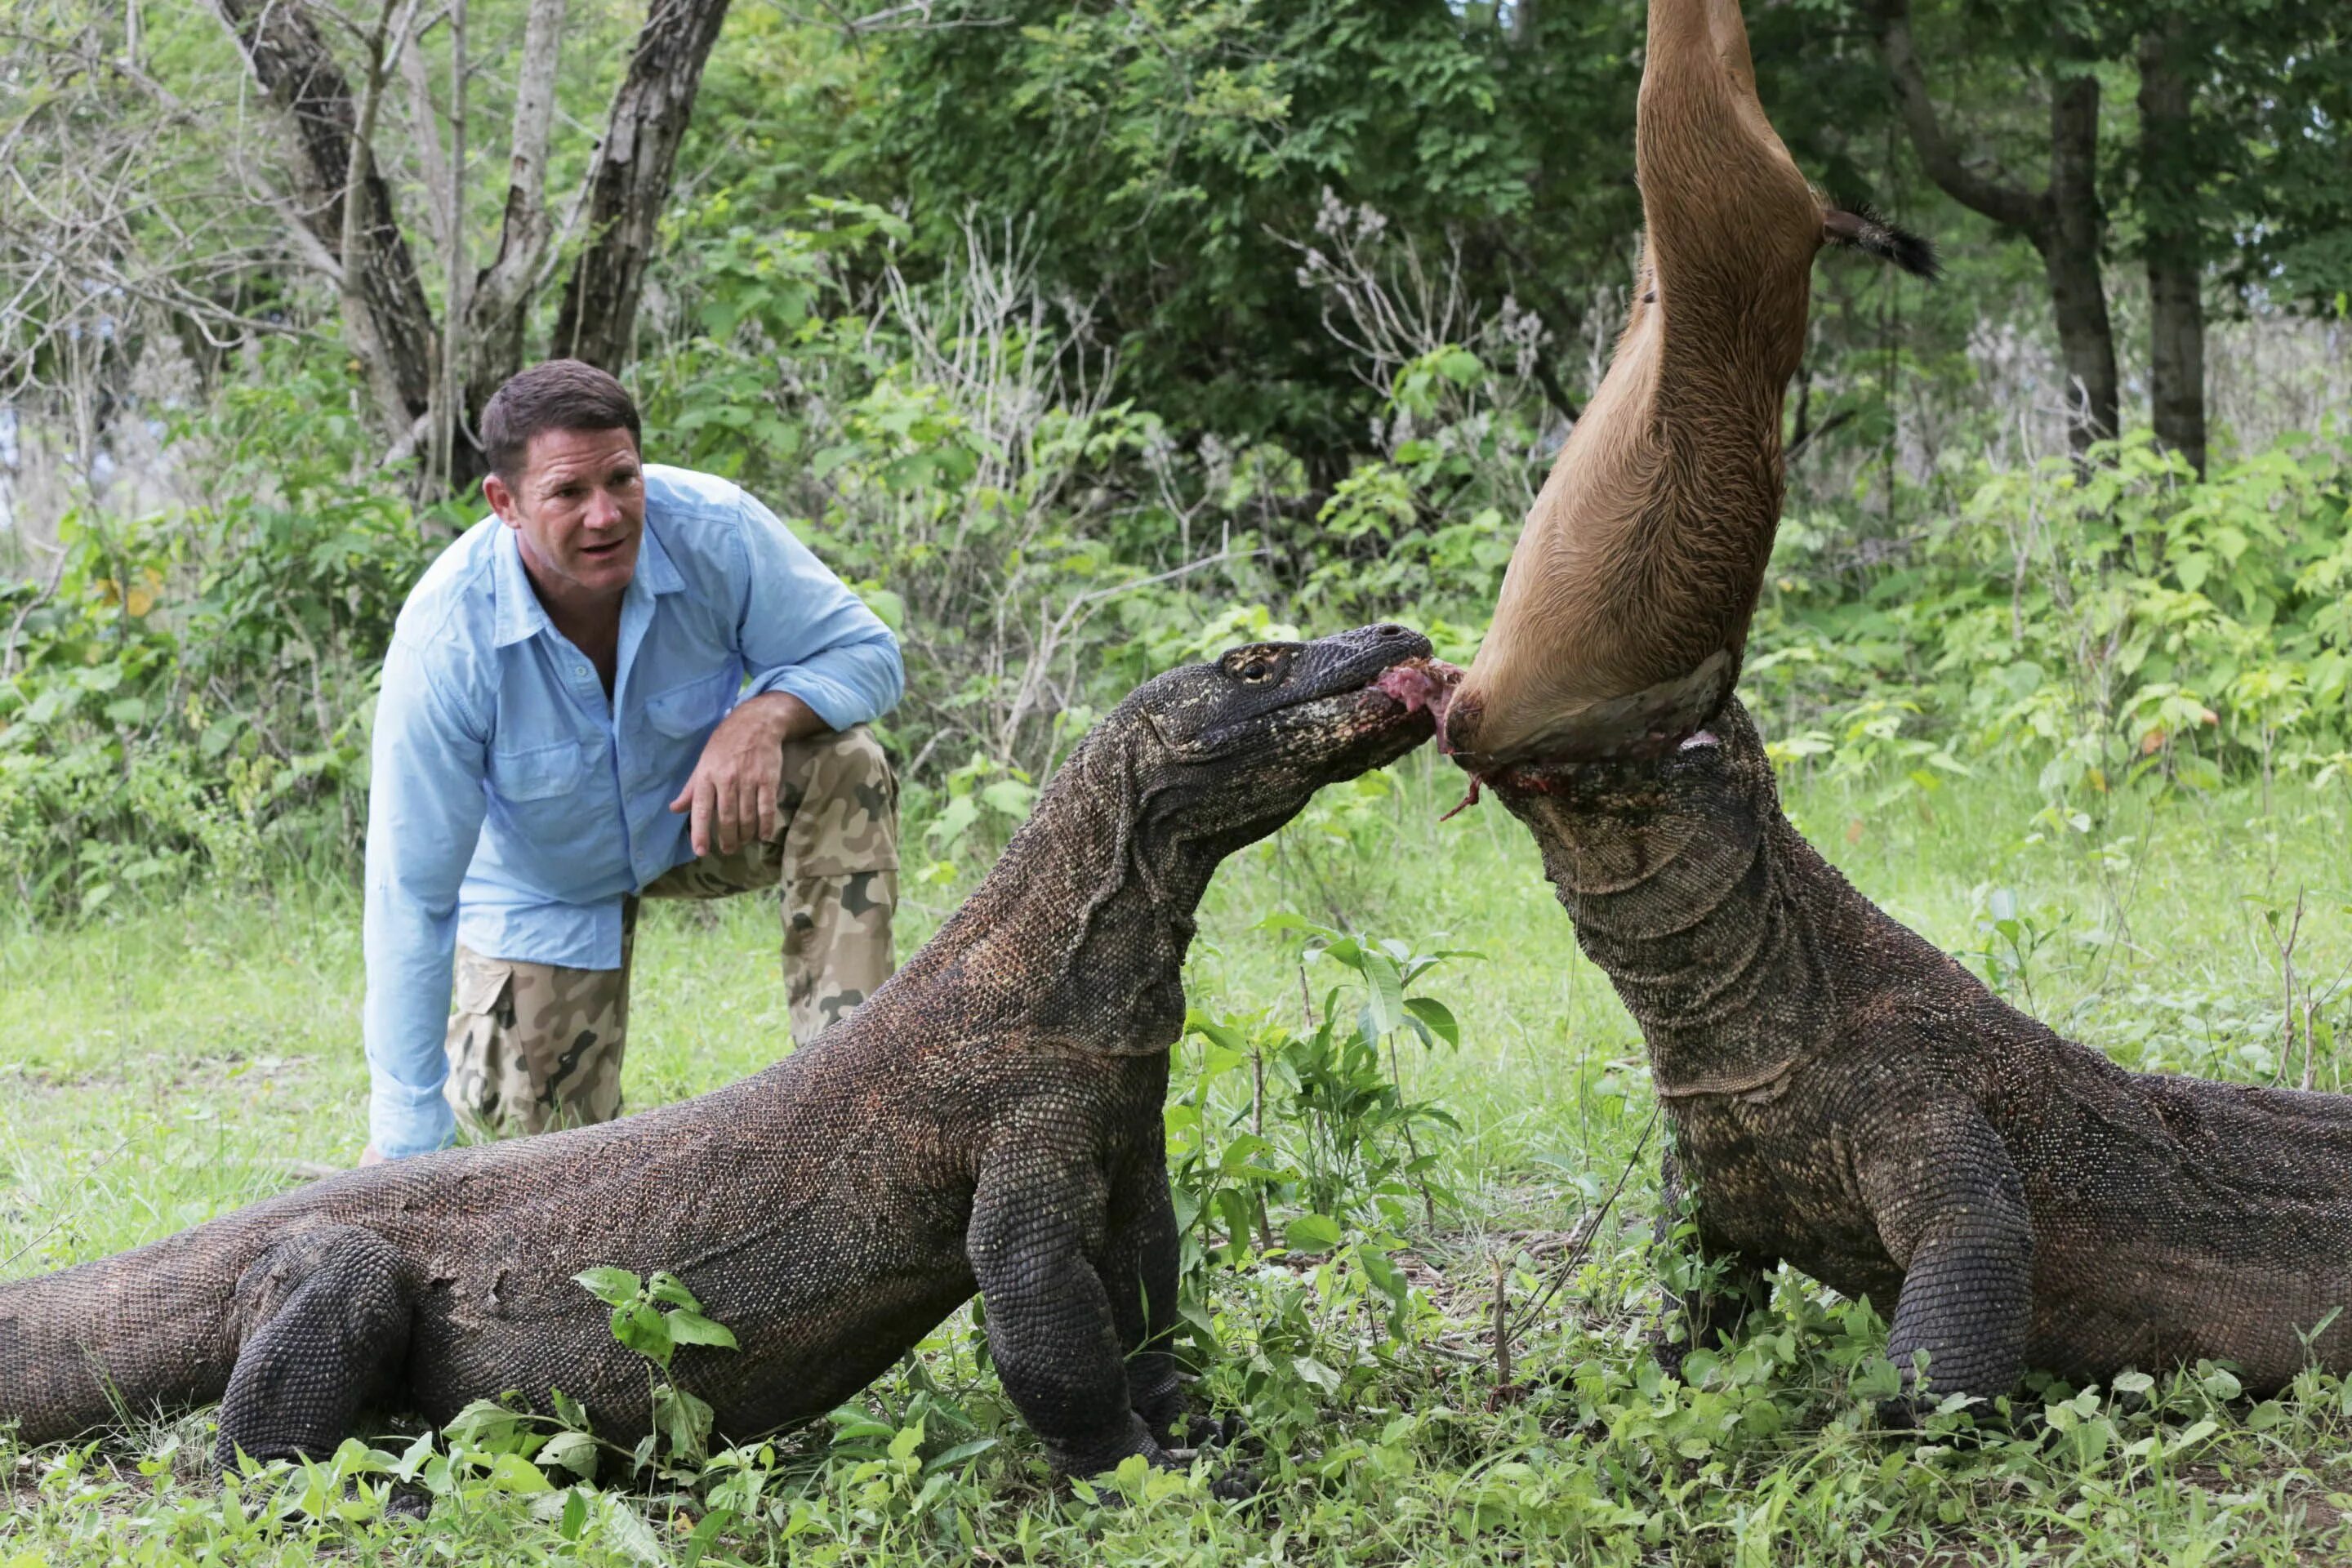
{"left": 487, "top": 737, "right": 592, "bottom": 803}
{"left": 644, "top": 668, "right": 740, "bottom": 739}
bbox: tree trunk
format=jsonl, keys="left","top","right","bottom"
{"left": 550, "top": 0, "right": 736, "bottom": 372}
{"left": 2038, "top": 69, "right": 2119, "bottom": 451}
{"left": 212, "top": 0, "right": 437, "bottom": 441}
{"left": 2138, "top": 23, "right": 2207, "bottom": 476}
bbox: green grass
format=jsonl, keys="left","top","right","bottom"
{"left": 5, "top": 745, "right": 2352, "bottom": 1565}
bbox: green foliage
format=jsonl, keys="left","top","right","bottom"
{"left": 1755, "top": 427, "right": 2352, "bottom": 812}
{"left": 822, "top": 0, "right": 1614, "bottom": 446}
{"left": 1167, "top": 915, "right": 1470, "bottom": 1388}
{"left": 0, "top": 345, "right": 427, "bottom": 916}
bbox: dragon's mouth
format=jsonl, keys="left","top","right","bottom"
{"left": 1370, "top": 656, "right": 1463, "bottom": 719}
{"left": 1321, "top": 652, "right": 1458, "bottom": 733}
{"left": 1259, "top": 651, "right": 1451, "bottom": 755}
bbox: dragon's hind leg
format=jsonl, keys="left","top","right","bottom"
{"left": 214, "top": 1225, "right": 412, "bottom": 1469}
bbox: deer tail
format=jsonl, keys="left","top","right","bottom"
{"left": 1821, "top": 200, "right": 1940, "bottom": 279}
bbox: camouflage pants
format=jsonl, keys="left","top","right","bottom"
{"left": 443, "top": 724, "right": 900, "bottom": 1141}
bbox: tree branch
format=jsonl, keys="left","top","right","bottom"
{"left": 466, "top": 0, "right": 565, "bottom": 393}
{"left": 398, "top": 20, "right": 456, "bottom": 256}
{"left": 211, "top": 0, "right": 440, "bottom": 437}
{"left": 1867, "top": 0, "right": 2046, "bottom": 236}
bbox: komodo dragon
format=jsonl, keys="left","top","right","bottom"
{"left": 0, "top": 622, "right": 1437, "bottom": 1477}
{"left": 1483, "top": 699, "right": 2352, "bottom": 1411}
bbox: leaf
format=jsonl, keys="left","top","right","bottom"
{"left": 646, "top": 1272, "right": 702, "bottom": 1311}
{"left": 1356, "top": 949, "right": 1407, "bottom": 1040}
{"left": 488, "top": 1453, "right": 553, "bottom": 1493}
{"left": 612, "top": 1300, "right": 675, "bottom": 1366}
{"left": 1435, "top": 348, "right": 1485, "bottom": 385}
{"left": 1253, "top": 911, "right": 1323, "bottom": 937}
{"left": 597, "top": 1495, "right": 669, "bottom": 1565}
{"left": 1291, "top": 1356, "right": 1342, "bottom": 1395}
{"left": 921, "top": 1437, "right": 1000, "bottom": 1475}
{"left": 682, "top": 1506, "right": 738, "bottom": 1568}
{"left": 925, "top": 794, "right": 979, "bottom": 849}
{"left": 559, "top": 1486, "right": 589, "bottom": 1540}
{"left": 1402, "top": 996, "right": 1459, "bottom": 1049}
{"left": 1359, "top": 1248, "right": 1408, "bottom": 1304}
{"left": 656, "top": 1384, "right": 716, "bottom": 1460}
{"left": 1284, "top": 1213, "right": 1343, "bottom": 1251}
{"left": 979, "top": 779, "right": 1035, "bottom": 819}
{"left": 666, "top": 1312, "right": 740, "bottom": 1352}
{"left": 444, "top": 1397, "right": 524, "bottom": 1448}
{"left": 537, "top": 1430, "right": 599, "bottom": 1481}
{"left": 574, "top": 1267, "right": 642, "bottom": 1308}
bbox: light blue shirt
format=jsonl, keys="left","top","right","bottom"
{"left": 362, "top": 466, "right": 903, "bottom": 1158}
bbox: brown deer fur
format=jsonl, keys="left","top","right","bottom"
{"left": 1446, "top": 0, "right": 1845, "bottom": 770}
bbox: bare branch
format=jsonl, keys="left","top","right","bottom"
{"left": 1866, "top": 0, "right": 2046, "bottom": 236}
{"left": 466, "top": 0, "right": 564, "bottom": 391}
{"left": 397, "top": 21, "right": 455, "bottom": 255}
{"left": 210, "top": 0, "right": 439, "bottom": 437}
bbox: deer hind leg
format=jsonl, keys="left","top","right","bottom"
{"left": 214, "top": 1226, "right": 412, "bottom": 1469}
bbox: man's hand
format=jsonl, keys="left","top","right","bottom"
{"left": 670, "top": 692, "right": 828, "bottom": 857}
{"left": 359, "top": 1144, "right": 388, "bottom": 1166}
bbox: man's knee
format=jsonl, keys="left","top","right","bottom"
{"left": 782, "top": 724, "right": 899, "bottom": 875}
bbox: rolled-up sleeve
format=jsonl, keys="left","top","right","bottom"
{"left": 362, "top": 631, "right": 489, "bottom": 1158}
{"left": 733, "top": 493, "right": 903, "bottom": 729}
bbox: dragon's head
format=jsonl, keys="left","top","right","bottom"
{"left": 936, "top": 624, "right": 1441, "bottom": 1052}
{"left": 1478, "top": 698, "right": 1782, "bottom": 898}
{"left": 1106, "top": 621, "right": 1440, "bottom": 853}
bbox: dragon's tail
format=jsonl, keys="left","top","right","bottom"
{"left": 1821, "top": 200, "right": 1940, "bottom": 279}
{"left": 2, "top": 1227, "right": 249, "bottom": 1447}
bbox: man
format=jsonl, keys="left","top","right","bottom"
{"left": 361, "top": 360, "right": 903, "bottom": 1162}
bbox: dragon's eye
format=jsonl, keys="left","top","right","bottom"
{"left": 1237, "top": 659, "right": 1271, "bottom": 684}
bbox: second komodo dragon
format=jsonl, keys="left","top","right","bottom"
{"left": 1490, "top": 698, "right": 2352, "bottom": 1414}
{"left": 0, "top": 623, "right": 1437, "bottom": 1478}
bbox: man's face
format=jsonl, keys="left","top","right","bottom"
{"left": 484, "top": 427, "right": 646, "bottom": 604}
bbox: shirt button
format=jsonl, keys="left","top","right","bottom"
{"left": 573, "top": 666, "right": 588, "bottom": 679}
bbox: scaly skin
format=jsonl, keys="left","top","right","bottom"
{"left": 0, "top": 624, "right": 1437, "bottom": 1477}
{"left": 1492, "top": 700, "right": 2352, "bottom": 1407}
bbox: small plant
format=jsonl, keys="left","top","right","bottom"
{"left": 572, "top": 1266, "right": 741, "bottom": 1476}
{"left": 1967, "top": 887, "right": 2059, "bottom": 1011}
{"left": 1168, "top": 917, "right": 1472, "bottom": 1377}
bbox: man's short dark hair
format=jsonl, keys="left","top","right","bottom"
{"left": 480, "top": 360, "right": 642, "bottom": 483}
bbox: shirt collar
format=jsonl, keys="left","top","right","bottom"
{"left": 635, "top": 514, "right": 686, "bottom": 597}
{"left": 489, "top": 514, "right": 684, "bottom": 648}
{"left": 490, "top": 524, "right": 550, "bottom": 648}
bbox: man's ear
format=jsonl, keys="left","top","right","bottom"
{"left": 483, "top": 470, "right": 518, "bottom": 527}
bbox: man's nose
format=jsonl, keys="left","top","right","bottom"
{"left": 585, "top": 488, "right": 622, "bottom": 529}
